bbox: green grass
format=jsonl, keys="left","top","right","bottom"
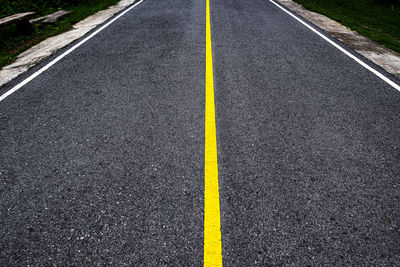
{"left": 291, "top": 0, "right": 400, "bottom": 53}
{"left": 0, "top": 0, "right": 121, "bottom": 68}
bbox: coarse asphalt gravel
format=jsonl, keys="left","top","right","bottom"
{"left": 1, "top": 0, "right": 400, "bottom": 265}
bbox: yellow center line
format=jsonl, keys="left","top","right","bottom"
{"left": 204, "top": 0, "right": 223, "bottom": 265}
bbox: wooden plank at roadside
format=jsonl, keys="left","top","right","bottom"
{"left": 43, "top": 10, "right": 73, "bottom": 24}
{"left": 0, "top": 12, "right": 35, "bottom": 27}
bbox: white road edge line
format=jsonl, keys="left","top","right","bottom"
{"left": 0, "top": 0, "right": 144, "bottom": 102}
{"left": 269, "top": 0, "right": 400, "bottom": 92}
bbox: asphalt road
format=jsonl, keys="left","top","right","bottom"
{"left": 1, "top": 0, "right": 400, "bottom": 265}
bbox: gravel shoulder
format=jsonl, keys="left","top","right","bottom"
{"left": 275, "top": 0, "right": 400, "bottom": 79}
{"left": 0, "top": 0, "right": 138, "bottom": 88}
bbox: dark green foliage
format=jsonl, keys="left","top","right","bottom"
{"left": 374, "top": 0, "right": 400, "bottom": 7}
{"left": 0, "top": 0, "right": 120, "bottom": 68}
{"left": 293, "top": 0, "right": 400, "bottom": 53}
{"left": 0, "top": 0, "right": 85, "bottom": 17}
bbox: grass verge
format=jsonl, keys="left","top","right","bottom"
{"left": 291, "top": 0, "right": 400, "bottom": 53}
{"left": 0, "top": 0, "right": 121, "bottom": 69}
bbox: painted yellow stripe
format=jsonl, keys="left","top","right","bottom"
{"left": 204, "top": 0, "right": 223, "bottom": 265}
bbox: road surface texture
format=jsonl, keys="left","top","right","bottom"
{"left": 1, "top": 0, "right": 400, "bottom": 265}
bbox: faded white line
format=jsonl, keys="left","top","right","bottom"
{"left": 0, "top": 0, "right": 143, "bottom": 102}
{"left": 269, "top": 0, "right": 400, "bottom": 92}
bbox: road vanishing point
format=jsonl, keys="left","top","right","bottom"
{"left": 1, "top": 0, "right": 400, "bottom": 265}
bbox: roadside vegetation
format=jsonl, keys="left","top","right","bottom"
{"left": 292, "top": 0, "right": 400, "bottom": 53}
{"left": 0, "top": 0, "right": 120, "bottom": 68}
